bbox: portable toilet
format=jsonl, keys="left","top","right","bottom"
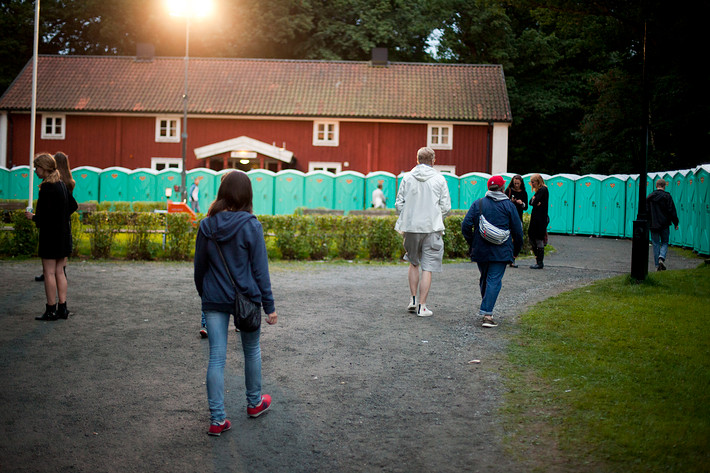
{"left": 441, "top": 172, "right": 461, "bottom": 210}
{"left": 99, "top": 166, "right": 130, "bottom": 203}
{"left": 305, "top": 170, "right": 335, "bottom": 210}
{"left": 365, "top": 171, "right": 397, "bottom": 209}
{"left": 187, "top": 168, "right": 218, "bottom": 214}
{"left": 693, "top": 165, "right": 710, "bottom": 255}
{"left": 155, "top": 169, "right": 182, "bottom": 205}
{"left": 522, "top": 173, "right": 552, "bottom": 215}
{"left": 72, "top": 166, "right": 101, "bottom": 203}
{"left": 599, "top": 175, "right": 627, "bottom": 237}
{"left": 335, "top": 171, "right": 365, "bottom": 214}
{"left": 128, "top": 168, "right": 158, "bottom": 203}
{"left": 547, "top": 174, "right": 578, "bottom": 234}
{"left": 624, "top": 175, "right": 639, "bottom": 238}
{"left": 247, "top": 169, "right": 276, "bottom": 216}
{"left": 663, "top": 170, "right": 684, "bottom": 246}
{"left": 459, "top": 172, "right": 490, "bottom": 210}
{"left": 675, "top": 170, "right": 695, "bottom": 248}
{"left": 0, "top": 167, "right": 9, "bottom": 199}
{"left": 274, "top": 169, "right": 305, "bottom": 215}
{"left": 573, "top": 174, "right": 604, "bottom": 235}
{"left": 9, "top": 165, "right": 39, "bottom": 202}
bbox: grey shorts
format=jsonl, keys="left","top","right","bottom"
{"left": 403, "top": 232, "right": 444, "bottom": 272}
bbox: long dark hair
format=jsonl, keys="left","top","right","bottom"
{"left": 505, "top": 174, "right": 523, "bottom": 194}
{"left": 208, "top": 171, "right": 253, "bottom": 216}
{"left": 54, "top": 151, "right": 75, "bottom": 192}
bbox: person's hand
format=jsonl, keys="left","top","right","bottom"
{"left": 266, "top": 311, "right": 278, "bottom": 325}
{"left": 24, "top": 211, "right": 34, "bottom": 220}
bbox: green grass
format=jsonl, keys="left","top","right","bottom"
{"left": 504, "top": 264, "right": 710, "bottom": 473}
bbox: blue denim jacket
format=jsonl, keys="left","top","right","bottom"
{"left": 461, "top": 192, "right": 523, "bottom": 263}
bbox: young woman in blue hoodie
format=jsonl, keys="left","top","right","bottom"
{"left": 194, "top": 170, "right": 278, "bottom": 436}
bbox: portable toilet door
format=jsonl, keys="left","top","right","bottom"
{"left": 441, "top": 172, "right": 460, "bottom": 210}
{"left": 305, "top": 170, "right": 335, "bottom": 210}
{"left": 247, "top": 169, "right": 276, "bottom": 216}
{"left": 128, "top": 168, "right": 157, "bottom": 203}
{"left": 155, "top": 169, "right": 182, "bottom": 205}
{"left": 274, "top": 169, "right": 305, "bottom": 215}
{"left": 0, "top": 167, "right": 9, "bottom": 200}
{"left": 187, "top": 168, "right": 218, "bottom": 214}
{"left": 663, "top": 170, "right": 683, "bottom": 246}
{"left": 573, "top": 174, "right": 604, "bottom": 235}
{"left": 677, "top": 170, "right": 695, "bottom": 248}
{"left": 72, "top": 166, "right": 101, "bottom": 203}
{"left": 365, "top": 171, "right": 397, "bottom": 209}
{"left": 335, "top": 171, "right": 365, "bottom": 214}
{"left": 459, "top": 172, "right": 490, "bottom": 210}
{"left": 547, "top": 174, "right": 578, "bottom": 234}
{"left": 99, "top": 166, "right": 130, "bottom": 203}
{"left": 624, "top": 175, "right": 639, "bottom": 238}
{"left": 522, "top": 173, "right": 552, "bottom": 215}
{"left": 599, "top": 175, "right": 626, "bottom": 237}
{"left": 693, "top": 165, "right": 710, "bottom": 255}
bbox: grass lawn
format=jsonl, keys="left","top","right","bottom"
{"left": 504, "top": 263, "right": 710, "bottom": 473}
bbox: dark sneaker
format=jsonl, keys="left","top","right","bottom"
{"left": 207, "top": 419, "right": 231, "bottom": 436}
{"left": 658, "top": 258, "right": 666, "bottom": 271}
{"left": 529, "top": 263, "right": 544, "bottom": 269}
{"left": 482, "top": 316, "right": 498, "bottom": 328}
{"left": 247, "top": 394, "right": 271, "bottom": 418}
{"left": 35, "top": 274, "right": 44, "bottom": 282}
{"left": 200, "top": 326, "right": 208, "bottom": 338}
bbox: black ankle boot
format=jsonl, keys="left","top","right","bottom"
{"left": 530, "top": 248, "right": 544, "bottom": 269}
{"left": 36, "top": 304, "right": 58, "bottom": 321}
{"left": 56, "top": 302, "right": 71, "bottom": 319}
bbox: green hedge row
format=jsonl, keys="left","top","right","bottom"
{"left": 1, "top": 210, "right": 531, "bottom": 262}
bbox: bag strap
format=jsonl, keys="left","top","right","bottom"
{"left": 209, "top": 219, "right": 237, "bottom": 292}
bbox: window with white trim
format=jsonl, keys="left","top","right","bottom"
{"left": 308, "top": 161, "right": 341, "bottom": 173}
{"left": 41, "top": 114, "right": 65, "bottom": 139}
{"left": 313, "top": 121, "right": 339, "bottom": 146}
{"left": 434, "top": 165, "right": 456, "bottom": 174}
{"left": 427, "top": 123, "right": 453, "bottom": 150}
{"left": 155, "top": 117, "right": 181, "bottom": 143}
{"left": 151, "top": 157, "right": 182, "bottom": 171}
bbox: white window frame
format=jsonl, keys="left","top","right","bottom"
{"left": 308, "top": 161, "right": 342, "bottom": 173}
{"left": 427, "top": 123, "right": 453, "bottom": 150}
{"left": 155, "top": 117, "right": 181, "bottom": 143}
{"left": 434, "top": 165, "right": 456, "bottom": 174}
{"left": 312, "top": 121, "right": 339, "bottom": 147}
{"left": 151, "top": 157, "right": 183, "bottom": 171}
{"left": 41, "top": 114, "right": 65, "bottom": 140}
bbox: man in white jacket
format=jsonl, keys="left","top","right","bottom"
{"left": 395, "top": 147, "right": 451, "bottom": 317}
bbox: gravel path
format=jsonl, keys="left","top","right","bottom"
{"left": 0, "top": 235, "right": 701, "bottom": 472}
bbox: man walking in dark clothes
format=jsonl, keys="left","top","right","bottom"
{"left": 646, "top": 179, "right": 679, "bottom": 271}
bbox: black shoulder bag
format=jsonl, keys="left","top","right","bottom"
{"left": 210, "top": 230, "right": 262, "bottom": 332}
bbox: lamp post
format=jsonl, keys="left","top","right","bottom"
{"left": 167, "top": 0, "right": 213, "bottom": 202}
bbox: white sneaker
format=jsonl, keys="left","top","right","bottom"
{"left": 417, "top": 305, "right": 433, "bottom": 317}
{"left": 407, "top": 296, "right": 417, "bottom": 313}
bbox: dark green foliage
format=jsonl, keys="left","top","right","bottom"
{"left": 86, "top": 211, "right": 120, "bottom": 259}
{"left": 337, "top": 216, "right": 366, "bottom": 260}
{"left": 70, "top": 212, "right": 82, "bottom": 258}
{"left": 126, "top": 212, "right": 158, "bottom": 260}
{"left": 443, "top": 215, "right": 469, "bottom": 258}
{"left": 10, "top": 210, "right": 38, "bottom": 256}
{"left": 365, "top": 216, "right": 402, "bottom": 260}
{"left": 165, "top": 213, "right": 195, "bottom": 261}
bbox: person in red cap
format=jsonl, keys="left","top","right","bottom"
{"left": 461, "top": 175, "right": 523, "bottom": 327}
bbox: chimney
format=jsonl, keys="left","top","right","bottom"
{"left": 135, "top": 43, "right": 155, "bottom": 62}
{"left": 370, "top": 48, "right": 388, "bottom": 67}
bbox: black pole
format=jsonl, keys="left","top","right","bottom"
{"left": 630, "top": 20, "right": 649, "bottom": 280}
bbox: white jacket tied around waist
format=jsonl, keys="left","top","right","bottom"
{"left": 395, "top": 164, "right": 452, "bottom": 233}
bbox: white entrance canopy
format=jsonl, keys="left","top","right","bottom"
{"left": 194, "top": 136, "right": 293, "bottom": 163}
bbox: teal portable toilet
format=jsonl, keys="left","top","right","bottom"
{"left": 459, "top": 172, "right": 490, "bottom": 210}
{"left": 0, "top": 167, "right": 9, "bottom": 200}
{"left": 99, "top": 166, "right": 130, "bottom": 203}
{"left": 547, "top": 174, "right": 578, "bottom": 234}
{"left": 155, "top": 169, "right": 182, "bottom": 204}
{"left": 365, "top": 171, "right": 397, "bottom": 209}
{"left": 128, "top": 168, "right": 158, "bottom": 203}
{"left": 624, "top": 175, "right": 639, "bottom": 238}
{"left": 676, "top": 170, "right": 695, "bottom": 248}
{"left": 305, "top": 170, "right": 335, "bottom": 210}
{"left": 573, "top": 174, "right": 604, "bottom": 235}
{"left": 600, "top": 175, "right": 626, "bottom": 237}
{"left": 247, "top": 169, "right": 276, "bottom": 216}
{"left": 441, "top": 173, "right": 460, "bottom": 210}
{"left": 522, "top": 173, "right": 552, "bottom": 215}
{"left": 274, "top": 169, "right": 305, "bottom": 215}
{"left": 187, "top": 168, "right": 218, "bottom": 214}
{"left": 663, "top": 170, "right": 684, "bottom": 246}
{"left": 693, "top": 165, "right": 710, "bottom": 255}
{"left": 335, "top": 171, "right": 365, "bottom": 214}
{"left": 73, "top": 166, "right": 101, "bottom": 203}
{"left": 9, "top": 165, "right": 39, "bottom": 202}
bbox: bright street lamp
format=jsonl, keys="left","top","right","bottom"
{"left": 167, "top": 0, "right": 213, "bottom": 202}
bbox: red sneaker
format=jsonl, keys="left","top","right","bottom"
{"left": 247, "top": 395, "right": 271, "bottom": 418}
{"left": 207, "top": 419, "right": 231, "bottom": 436}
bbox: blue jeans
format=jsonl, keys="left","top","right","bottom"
{"left": 204, "top": 310, "right": 262, "bottom": 423}
{"left": 650, "top": 228, "right": 670, "bottom": 267}
{"left": 477, "top": 262, "right": 508, "bottom": 316}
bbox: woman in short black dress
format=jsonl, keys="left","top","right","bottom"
{"left": 528, "top": 173, "right": 549, "bottom": 269}
{"left": 505, "top": 175, "right": 528, "bottom": 267}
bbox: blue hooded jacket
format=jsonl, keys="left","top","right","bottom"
{"left": 461, "top": 191, "right": 524, "bottom": 263}
{"left": 194, "top": 211, "right": 275, "bottom": 315}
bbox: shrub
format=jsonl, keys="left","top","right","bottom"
{"left": 443, "top": 214, "right": 469, "bottom": 259}
{"left": 366, "top": 216, "right": 401, "bottom": 260}
{"left": 70, "top": 212, "right": 82, "bottom": 258}
{"left": 303, "top": 215, "right": 337, "bottom": 260}
{"left": 10, "top": 210, "right": 38, "bottom": 256}
{"left": 271, "top": 215, "right": 308, "bottom": 260}
{"left": 126, "top": 212, "right": 159, "bottom": 260}
{"left": 337, "top": 215, "right": 366, "bottom": 260}
{"left": 166, "top": 213, "right": 195, "bottom": 260}
{"left": 86, "top": 211, "right": 120, "bottom": 259}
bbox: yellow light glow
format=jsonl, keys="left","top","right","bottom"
{"left": 239, "top": 159, "right": 250, "bottom": 165}
{"left": 167, "top": 0, "right": 213, "bottom": 17}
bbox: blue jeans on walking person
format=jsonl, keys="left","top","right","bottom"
{"left": 204, "top": 310, "right": 262, "bottom": 423}
{"left": 477, "top": 262, "right": 508, "bottom": 316}
{"left": 650, "top": 227, "right": 670, "bottom": 267}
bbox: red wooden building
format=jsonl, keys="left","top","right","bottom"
{"left": 0, "top": 50, "right": 512, "bottom": 176}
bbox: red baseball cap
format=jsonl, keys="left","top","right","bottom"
{"left": 487, "top": 175, "right": 505, "bottom": 189}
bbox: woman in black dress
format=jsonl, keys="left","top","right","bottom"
{"left": 528, "top": 173, "right": 549, "bottom": 269}
{"left": 504, "top": 174, "right": 528, "bottom": 267}
{"left": 25, "top": 153, "right": 78, "bottom": 320}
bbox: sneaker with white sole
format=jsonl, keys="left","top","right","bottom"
{"left": 247, "top": 394, "right": 271, "bottom": 418}
{"left": 481, "top": 316, "right": 498, "bottom": 328}
{"left": 658, "top": 258, "right": 666, "bottom": 270}
{"left": 200, "top": 325, "right": 208, "bottom": 339}
{"left": 207, "top": 419, "right": 231, "bottom": 436}
{"left": 407, "top": 296, "right": 417, "bottom": 313}
{"left": 417, "top": 304, "right": 433, "bottom": 317}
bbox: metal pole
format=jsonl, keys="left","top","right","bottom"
{"left": 27, "top": 0, "right": 40, "bottom": 211}
{"left": 180, "top": 16, "right": 190, "bottom": 203}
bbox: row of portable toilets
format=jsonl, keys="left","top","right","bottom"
{"left": 2, "top": 165, "right": 709, "bottom": 254}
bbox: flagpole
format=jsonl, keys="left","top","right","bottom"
{"left": 27, "top": 0, "right": 40, "bottom": 212}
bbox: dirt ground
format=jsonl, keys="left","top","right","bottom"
{"left": 0, "top": 235, "right": 701, "bottom": 473}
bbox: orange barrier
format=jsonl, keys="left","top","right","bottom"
{"left": 167, "top": 201, "right": 196, "bottom": 219}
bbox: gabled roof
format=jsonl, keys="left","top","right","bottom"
{"left": 0, "top": 55, "right": 512, "bottom": 122}
{"left": 194, "top": 136, "right": 293, "bottom": 163}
